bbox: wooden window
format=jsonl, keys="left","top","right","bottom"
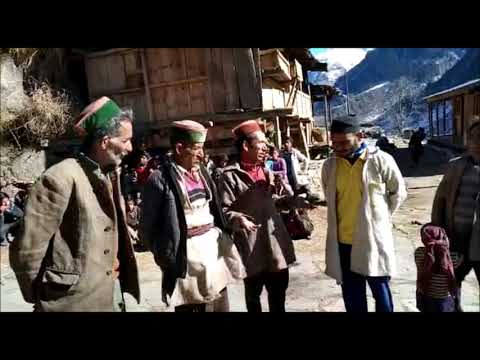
{"left": 474, "top": 94, "right": 480, "bottom": 115}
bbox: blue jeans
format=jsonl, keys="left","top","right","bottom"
{"left": 416, "top": 292, "right": 456, "bottom": 312}
{"left": 338, "top": 243, "right": 394, "bottom": 312}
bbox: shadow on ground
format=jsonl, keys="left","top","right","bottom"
{"left": 392, "top": 146, "right": 452, "bottom": 178}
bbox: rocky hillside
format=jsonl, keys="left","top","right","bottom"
{"left": 312, "top": 48, "right": 467, "bottom": 134}
{"left": 425, "top": 48, "right": 480, "bottom": 96}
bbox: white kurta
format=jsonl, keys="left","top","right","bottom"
{"left": 168, "top": 165, "right": 245, "bottom": 307}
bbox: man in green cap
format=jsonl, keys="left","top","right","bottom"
{"left": 10, "top": 96, "right": 140, "bottom": 312}
{"left": 141, "top": 120, "right": 245, "bottom": 312}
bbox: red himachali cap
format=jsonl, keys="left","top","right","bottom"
{"left": 232, "top": 119, "right": 263, "bottom": 138}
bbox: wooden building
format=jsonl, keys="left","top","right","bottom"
{"left": 424, "top": 78, "right": 480, "bottom": 148}
{"left": 82, "top": 48, "right": 326, "bottom": 156}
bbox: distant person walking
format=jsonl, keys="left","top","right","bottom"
{"left": 409, "top": 127, "right": 426, "bottom": 166}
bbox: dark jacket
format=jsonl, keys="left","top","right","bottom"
{"left": 432, "top": 155, "right": 472, "bottom": 253}
{"left": 140, "top": 158, "right": 228, "bottom": 301}
{"left": 0, "top": 205, "right": 24, "bottom": 242}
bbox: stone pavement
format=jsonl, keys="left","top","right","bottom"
{"left": 1, "top": 144, "right": 479, "bottom": 312}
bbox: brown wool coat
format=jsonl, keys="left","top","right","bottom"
{"left": 9, "top": 156, "right": 140, "bottom": 312}
{"left": 218, "top": 163, "right": 296, "bottom": 277}
{"left": 431, "top": 155, "right": 470, "bottom": 253}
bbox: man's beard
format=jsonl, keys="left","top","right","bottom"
{"left": 345, "top": 143, "right": 360, "bottom": 158}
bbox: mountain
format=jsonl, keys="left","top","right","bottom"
{"left": 312, "top": 48, "right": 467, "bottom": 134}
{"left": 335, "top": 48, "right": 466, "bottom": 94}
{"left": 425, "top": 48, "right": 480, "bottom": 96}
{"left": 309, "top": 48, "right": 371, "bottom": 86}
{"left": 309, "top": 61, "right": 347, "bottom": 86}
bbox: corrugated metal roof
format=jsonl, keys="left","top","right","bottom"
{"left": 424, "top": 78, "right": 480, "bottom": 100}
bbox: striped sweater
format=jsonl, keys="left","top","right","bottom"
{"left": 453, "top": 161, "right": 480, "bottom": 245}
{"left": 414, "top": 248, "right": 461, "bottom": 299}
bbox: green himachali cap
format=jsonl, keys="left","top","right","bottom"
{"left": 169, "top": 120, "right": 208, "bottom": 144}
{"left": 74, "top": 96, "right": 122, "bottom": 137}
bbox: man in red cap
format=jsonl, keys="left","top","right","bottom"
{"left": 141, "top": 120, "right": 245, "bottom": 312}
{"left": 218, "top": 119, "right": 310, "bottom": 312}
{"left": 10, "top": 96, "right": 140, "bottom": 312}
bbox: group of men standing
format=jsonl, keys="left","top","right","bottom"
{"left": 8, "top": 96, "right": 480, "bottom": 312}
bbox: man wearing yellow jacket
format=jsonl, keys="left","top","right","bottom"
{"left": 321, "top": 115, "right": 407, "bottom": 312}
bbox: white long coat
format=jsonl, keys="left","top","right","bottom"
{"left": 321, "top": 146, "right": 407, "bottom": 283}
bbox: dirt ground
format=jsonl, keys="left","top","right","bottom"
{"left": 1, "top": 140, "right": 479, "bottom": 312}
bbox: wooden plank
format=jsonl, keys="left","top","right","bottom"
{"left": 111, "top": 93, "right": 148, "bottom": 124}
{"left": 222, "top": 48, "right": 240, "bottom": 111}
{"left": 145, "top": 48, "right": 184, "bottom": 85}
{"left": 260, "top": 49, "right": 292, "bottom": 82}
{"left": 274, "top": 116, "right": 281, "bottom": 148}
{"left": 86, "top": 48, "right": 135, "bottom": 59}
{"left": 299, "top": 122, "right": 310, "bottom": 159}
{"left": 181, "top": 49, "right": 192, "bottom": 114}
{"left": 140, "top": 49, "right": 154, "bottom": 122}
{"left": 164, "top": 48, "right": 184, "bottom": 82}
{"left": 290, "top": 59, "right": 304, "bottom": 82}
{"left": 185, "top": 48, "right": 207, "bottom": 77}
{"left": 91, "top": 87, "right": 143, "bottom": 99}
{"left": 93, "top": 77, "right": 209, "bottom": 98}
{"left": 286, "top": 78, "right": 298, "bottom": 107}
{"left": 203, "top": 48, "right": 214, "bottom": 113}
{"left": 208, "top": 48, "right": 226, "bottom": 112}
{"left": 85, "top": 54, "right": 126, "bottom": 97}
{"left": 151, "top": 87, "right": 168, "bottom": 121}
{"left": 164, "top": 85, "right": 189, "bottom": 120}
{"left": 234, "top": 48, "right": 262, "bottom": 110}
{"left": 262, "top": 88, "right": 286, "bottom": 110}
{"left": 150, "top": 77, "right": 207, "bottom": 89}
{"left": 190, "top": 81, "right": 209, "bottom": 115}
{"left": 124, "top": 51, "right": 143, "bottom": 89}
{"left": 253, "top": 48, "right": 263, "bottom": 109}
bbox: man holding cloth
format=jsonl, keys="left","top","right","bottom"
{"left": 218, "top": 119, "right": 310, "bottom": 312}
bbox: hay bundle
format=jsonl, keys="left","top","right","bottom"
{"left": 0, "top": 80, "right": 74, "bottom": 147}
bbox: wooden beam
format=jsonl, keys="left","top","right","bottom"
{"left": 299, "top": 122, "right": 310, "bottom": 160}
{"left": 324, "top": 95, "right": 330, "bottom": 145}
{"left": 91, "top": 87, "right": 143, "bottom": 98}
{"left": 140, "top": 48, "right": 154, "bottom": 122}
{"left": 212, "top": 108, "right": 292, "bottom": 122}
{"left": 286, "top": 78, "right": 298, "bottom": 107}
{"left": 90, "top": 77, "right": 209, "bottom": 98}
{"left": 428, "top": 103, "right": 433, "bottom": 137}
{"left": 253, "top": 48, "right": 263, "bottom": 110}
{"left": 149, "top": 76, "right": 208, "bottom": 89}
{"left": 443, "top": 100, "right": 447, "bottom": 135}
{"left": 86, "top": 48, "right": 135, "bottom": 59}
{"left": 274, "top": 116, "right": 281, "bottom": 148}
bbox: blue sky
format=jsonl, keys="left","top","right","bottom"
{"left": 311, "top": 48, "right": 374, "bottom": 56}
{"left": 310, "top": 48, "right": 328, "bottom": 56}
